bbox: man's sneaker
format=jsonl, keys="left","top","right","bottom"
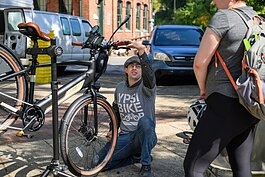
{"left": 139, "top": 165, "right": 154, "bottom": 177}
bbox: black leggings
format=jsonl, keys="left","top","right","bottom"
{"left": 184, "top": 93, "right": 259, "bottom": 177}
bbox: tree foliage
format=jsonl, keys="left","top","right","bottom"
{"left": 174, "top": 0, "right": 215, "bottom": 29}
{"left": 153, "top": 0, "right": 265, "bottom": 29}
{"left": 246, "top": 0, "right": 265, "bottom": 13}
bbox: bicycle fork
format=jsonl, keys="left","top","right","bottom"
{"left": 92, "top": 87, "right": 99, "bottom": 136}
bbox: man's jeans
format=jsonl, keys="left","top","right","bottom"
{"left": 98, "top": 117, "right": 157, "bottom": 170}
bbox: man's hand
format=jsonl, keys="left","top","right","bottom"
{"left": 127, "top": 41, "right": 146, "bottom": 55}
{"left": 106, "top": 131, "right": 112, "bottom": 141}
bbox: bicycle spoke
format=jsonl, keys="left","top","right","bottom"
{"left": 0, "top": 49, "right": 27, "bottom": 132}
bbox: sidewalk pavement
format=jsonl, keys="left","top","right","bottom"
{"left": 0, "top": 67, "right": 197, "bottom": 177}
{"left": 0, "top": 120, "right": 189, "bottom": 177}
{"left": 0, "top": 58, "right": 237, "bottom": 177}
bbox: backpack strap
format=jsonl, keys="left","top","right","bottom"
{"left": 232, "top": 8, "right": 260, "bottom": 40}
{"left": 215, "top": 51, "right": 238, "bottom": 90}
{"left": 232, "top": 9, "right": 250, "bottom": 29}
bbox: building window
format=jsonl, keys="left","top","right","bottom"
{"left": 125, "top": 2, "right": 131, "bottom": 30}
{"left": 117, "top": 0, "right": 123, "bottom": 28}
{"left": 143, "top": 5, "right": 148, "bottom": 31}
{"left": 59, "top": 0, "right": 72, "bottom": 14}
{"left": 34, "top": 0, "right": 47, "bottom": 11}
{"left": 136, "top": 3, "right": 141, "bottom": 30}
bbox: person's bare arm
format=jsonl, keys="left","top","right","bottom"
{"left": 193, "top": 27, "right": 221, "bottom": 99}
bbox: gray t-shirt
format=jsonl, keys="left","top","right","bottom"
{"left": 206, "top": 6, "right": 257, "bottom": 98}
{"left": 114, "top": 81, "right": 156, "bottom": 134}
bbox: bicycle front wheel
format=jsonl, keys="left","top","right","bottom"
{"left": 0, "top": 45, "right": 27, "bottom": 133}
{"left": 60, "top": 95, "right": 118, "bottom": 176}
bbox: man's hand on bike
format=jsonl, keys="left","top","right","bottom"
{"left": 127, "top": 41, "right": 146, "bottom": 55}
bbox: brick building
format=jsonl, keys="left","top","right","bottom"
{"left": 34, "top": 0, "right": 153, "bottom": 41}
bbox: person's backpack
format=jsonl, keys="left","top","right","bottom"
{"left": 216, "top": 9, "right": 265, "bottom": 121}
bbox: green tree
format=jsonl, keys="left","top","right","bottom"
{"left": 153, "top": 0, "right": 265, "bottom": 28}
{"left": 152, "top": 0, "right": 162, "bottom": 12}
{"left": 174, "top": 0, "right": 215, "bottom": 29}
{"left": 153, "top": 0, "right": 187, "bottom": 25}
{"left": 246, "top": 0, "right": 265, "bottom": 13}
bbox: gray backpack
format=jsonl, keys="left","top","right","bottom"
{"left": 216, "top": 9, "right": 265, "bottom": 120}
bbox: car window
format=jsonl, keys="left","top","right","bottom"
{"left": 154, "top": 28, "right": 203, "bottom": 46}
{"left": 70, "top": 18, "right": 81, "bottom": 36}
{"left": 82, "top": 20, "right": 91, "bottom": 37}
{"left": 60, "top": 17, "right": 71, "bottom": 35}
{"left": 7, "top": 11, "right": 24, "bottom": 31}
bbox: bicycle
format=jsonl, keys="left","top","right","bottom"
{"left": 0, "top": 16, "right": 131, "bottom": 176}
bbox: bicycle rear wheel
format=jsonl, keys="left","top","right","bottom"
{"left": 0, "top": 45, "right": 27, "bottom": 133}
{"left": 60, "top": 95, "right": 118, "bottom": 176}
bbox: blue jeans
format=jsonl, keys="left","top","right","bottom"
{"left": 98, "top": 117, "right": 157, "bottom": 170}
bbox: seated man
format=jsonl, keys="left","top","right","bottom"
{"left": 98, "top": 41, "right": 157, "bottom": 177}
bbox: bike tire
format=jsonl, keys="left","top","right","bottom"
{"left": 0, "top": 44, "right": 27, "bottom": 133}
{"left": 60, "top": 95, "right": 118, "bottom": 176}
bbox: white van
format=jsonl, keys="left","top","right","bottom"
{"left": 0, "top": 8, "right": 92, "bottom": 70}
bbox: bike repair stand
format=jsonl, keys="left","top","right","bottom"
{"left": 41, "top": 39, "right": 73, "bottom": 177}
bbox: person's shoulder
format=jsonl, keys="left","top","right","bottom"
{"left": 237, "top": 6, "right": 257, "bottom": 16}
{"left": 116, "top": 81, "right": 126, "bottom": 89}
{"left": 209, "top": 9, "right": 229, "bottom": 28}
{"left": 215, "top": 9, "right": 233, "bottom": 16}
{"left": 210, "top": 9, "right": 229, "bottom": 22}
{"left": 219, "top": 6, "right": 256, "bottom": 16}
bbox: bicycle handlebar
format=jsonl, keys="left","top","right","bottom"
{"left": 113, "top": 41, "right": 131, "bottom": 46}
{"left": 71, "top": 40, "right": 131, "bottom": 50}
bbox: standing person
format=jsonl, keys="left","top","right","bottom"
{"left": 98, "top": 41, "right": 157, "bottom": 177}
{"left": 184, "top": 1, "right": 260, "bottom": 177}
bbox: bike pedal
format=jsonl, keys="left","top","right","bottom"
{"left": 16, "top": 131, "right": 33, "bottom": 138}
{"left": 183, "top": 138, "right": 190, "bottom": 144}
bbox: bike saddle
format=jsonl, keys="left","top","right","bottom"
{"left": 18, "top": 22, "right": 51, "bottom": 41}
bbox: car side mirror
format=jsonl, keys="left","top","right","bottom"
{"left": 142, "top": 40, "right": 151, "bottom": 46}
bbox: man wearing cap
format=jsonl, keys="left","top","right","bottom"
{"left": 98, "top": 41, "right": 157, "bottom": 177}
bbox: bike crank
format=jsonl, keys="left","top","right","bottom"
{"left": 22, "top": 105, "right": 45, "bottom": 131}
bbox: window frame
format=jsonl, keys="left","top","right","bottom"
{"left": 143, "top": 5, "right": 148, "bottom": 31}
{"left": 117, "top": 0, "right": 123, "bottom": 29}
{"left": 59, "top": 0, "right": 72, "bottom": 15}
{"left": 136, "top": 3, "right": 141, "bottom": 31}
{"left": 125, "top": 1, "right": 131, "bottom": 31}
{"left": 34, "top": 0, "right": 47, "bottom": 11}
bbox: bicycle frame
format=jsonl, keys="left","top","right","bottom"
{"left": 0, "top": 43, "right": 103, "bottom": 132}
{"left": 1, "top": 16, "right": 130, "bottom": 176}
{"left": 0, "top": 15, "right": 130, "bottom": 134}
